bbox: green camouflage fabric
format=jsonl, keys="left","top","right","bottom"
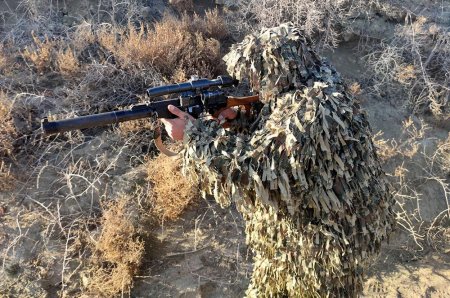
{"left": 182, "top": 23, "right": 395, "bottom": 297}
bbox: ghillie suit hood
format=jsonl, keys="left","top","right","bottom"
{"left": 224, "top": 23, "right": 336, "bottom": 103}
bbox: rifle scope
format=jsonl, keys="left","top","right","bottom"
{"left": 147, "top": 75, "right": 238, "bottom": 98}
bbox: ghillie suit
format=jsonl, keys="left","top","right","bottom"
{"left": 182, "top": 23, "right": 395, "bottom": 297}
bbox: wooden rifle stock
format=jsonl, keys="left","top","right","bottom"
{"left": 213, "top": 95, "right": 260, "bottom": 123}
{"left": 226, "top": 95, "right": 260, "bottom": 108}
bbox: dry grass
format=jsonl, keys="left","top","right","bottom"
{"left": 0, "top": 45, "right": 8, "bottom": 71}
{"left": 97, "top": 12, "right": 227, "bottom": 81}
{"left": 147, "top": 155, "right": 199, "bottom": 222}
{"left": 368, "top": 15, "right": 450, "bottom": 119}
{"left": 373, "top": 131, "right": 397, "bottom": 162}
{"left": 435, "top": 134, "right": 450, "bottom": 176}
{"left": 348, "top": 82, "right": 362, "bottom": 96}
{"left": 0, "top": 161, "right": 13, "bottom": 191}
{"left": 191, "top": 10, "right": 230, "bottom": 41}
{"left": 396, "top": 64, "right": 416, "bottom": 84}
{"left": 83, "top": 196, "right": 144, "bottom": 296}
{"left": 0, "top": 92, "right": 15, "bottom": 190}
{"left": 56, "top": 48, "right": 80, "bottom": 76}
{"left": 0, "top": 11, "right": 231, "bottom": 179}
{"left": 22, "top": 33, "right": 58, "bottom": 74}
{"left": 0, "top": 91, "right": 16, "bottom": 158}
{"left": 118, "top": 117, "right": 155, "bottom": 135}
{"left": 96, "top": 197, "right": 143, "bottom": 268}
{"left": 11, "top": 11, "right": 228, "bottom": 116}
{"left": 231, "top": 0, "right": 383, "bottom": 48}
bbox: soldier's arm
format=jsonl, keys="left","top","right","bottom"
{"left": 181, "top": 115, "right": 247, "bottom": 207}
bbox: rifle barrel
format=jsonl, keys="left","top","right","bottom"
{"left": 42, "top": 107, "right": 153, "bottom": 134}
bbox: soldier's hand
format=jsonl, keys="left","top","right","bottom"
{"left": 217, "top": 107, "right": 238, "bottom": 123}
{"left": 160, "top": 105, "right": 194, "bottom": 141}
{"left": 161, "top": 106, "right": 239, "bottom": 141}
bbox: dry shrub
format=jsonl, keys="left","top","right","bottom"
{"left": 72, "top": 24, "right": 97, "bottom": 51}
{"left": 10, "top": 12, "right": 228, "bottom": 122}
{"left": 147, "top": 155, "right": 199, "bottom": 221}
{"left": 375, "top": 118, "right": 450, "bottom": 250}
{"left": 83, "top": 264, "right": 136, "bottom": 297}
{"left": 22, "top": 33, "right": 83, "bottom": 78}
{"left": 435, "top": 134, "right": 450, "bottom": 176}
{"left": 97, "top": 13, "right": 227, "bottom": 81}
{"left": 396, "top": 64, "right": 416, "bottom": 84}
{"left": 373, "top": 131, "right": 397, "bottom": 161}
{"left": 0, "top": 92, "right": 15, "bottom": 189}
{"left": 0, "top": 92, "right": 16, "bottom": 157}
{"left": 368, "top": 15, "right": 450, "bottom": 119}
{"left": 56, "top": 48, "right": 80, "bottom": 75}
{"left": 232, "top": 0, "right": 383, "bottom": 47}
{"left": 374, "top": 118, "right": 427, "bottom": 161}
{"left": 0, "top": 45, "right": 8, "bottom": 71}
{"left": 0, "top": 160, "right": 13, "bottom": 191}
{"left": 96, "top": 198, "right": 143, "bottom": 265}
{"left": 191, "top": 10, "right": 230, "bottom": 41}
{"left": 117, "top": 117, "right": 158, "bottom": 154}
{"left": 118, "top": 118, "right": 155, "bottom": 135}
{"left": 348, "top": 82, "right": 362, "bottom": 96}
{"left": 22, "top": 33, "right": 58, "bottom": 73}
{"left": 84, "top": 196, "right": 144, "bottom": 296}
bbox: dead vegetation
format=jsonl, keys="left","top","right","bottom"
{"left": 368, "top": 15, "right": 449, "bottom": 120}
{"left": 232, "top": 0, "right": 389, "bottom": 47}
{"left": 0, "top": 91, "right": 16, "bottom": 190}
{"left": 0, "top": 91, "right": 16, "bottom": 158}
{"left": 0, "top": 6, "right": 230, "bottom": 168}
{"left": 0, "top": 45, "right": 8, "bottom": 70}
{"left": 0, "top": 161, "right": 13, "bottom": 191}
{"left": 97, "top": 12, "right": 227, "bottom": 81}
{"left": 147, "top": 155, "right": 199, "bottom": 222}
{"left": 22, "top": 33, "right": 57, "bottom": 73}
{"left": 374, "top": 119, "right": 450, "bottom": 251}
{"left": 5, "top": 10, "right": 229, "bottom": 117}
{"left": 82, "top": 196, "right": 144, "bottom": 296}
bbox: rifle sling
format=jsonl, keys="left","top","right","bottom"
{"left": 154, "top": 126, "right": 179, "bottom": 157}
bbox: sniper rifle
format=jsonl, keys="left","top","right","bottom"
{"left": 41, "top": 75, "right": 259, "bottom": 135}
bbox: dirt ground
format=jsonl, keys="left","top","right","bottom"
{"left": 0, "top": 0, "right": 449, "bottom": 297}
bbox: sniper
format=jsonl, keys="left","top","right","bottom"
{"left": 160, "top": 23, "right": 395, "bottom": 297}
